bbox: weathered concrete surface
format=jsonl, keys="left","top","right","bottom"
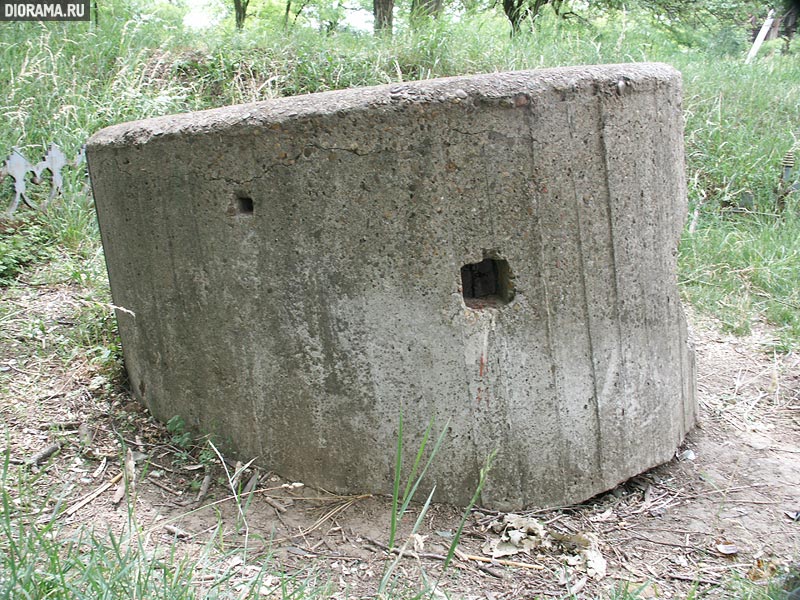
{"left": 87, "top": 63, "right": 696, "bottom": 510}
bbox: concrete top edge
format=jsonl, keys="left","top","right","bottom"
{"left": 87, "top": 62, "right": 680, "bottom": 148}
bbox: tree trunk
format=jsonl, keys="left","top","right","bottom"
{"left": 784, "top": 6, "right": 798, "bottom": 37}
{"left": 502, "top": 0, "right": 550, "bottom": 35}
{"left": 373, "top": 0, "right": 393, "bottom": 34}
{"left": 234, "top": 0, "right": 249, "bottom": 29}
{"left": 502, "top": 0, "right": 526, "bottom": 34}
{"left": 411, "top": 0, "right": 442, "bottom": 25}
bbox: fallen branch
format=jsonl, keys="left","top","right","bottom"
{"left": 147, "top": 475, "right": 183, "bottom": 496}
{"left": 454, "top": 548, "right": 546, "bottom": 570}
{"left": 666, "top": 573, "right": 721, "bottom": 586}
{"left": 366, "top": 536, "right": 451, "bottom": 562}
{"left": 62, "top": 472, "right": 123, "bottom": 518}
{"left": 27, "top": 442, "right": 61, "bottom": 465}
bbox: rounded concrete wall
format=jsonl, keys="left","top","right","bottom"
{"left": 88, "top": 63, "right": 696, "bottom": 509}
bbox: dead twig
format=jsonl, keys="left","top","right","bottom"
{"left": 39, "top": 420, "right": 81, "bottom": 430}
{"left": 264, "top": 496, "right": 288, "bottom": 514}
{"left": 365, "top": 536, "right": 450, "bottom": 562}
{"left": 666, "top": 572, "right": 721, "bottom": 586}
{"left": 163, "top": 524, "right": 191, "bottom": 540}
{"left": 280, "top": 497, "right": 361, "bottom": 543}
{"left": 27, "top": 442, "right": 61, "bottom": 465}
{"left": 146, "top": 459, "right": 182, "bottom": 475}
{"left": 454, "top": 548, "right": 546, "bottom": 571}
{"left": 147, "top": 475, "right": 183, "bottom": 497}
{"left": 62, "top": 472, "right": 123, "bottom": 518}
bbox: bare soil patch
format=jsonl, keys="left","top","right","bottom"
{"left": 1, "top": 266, "right": 798, "bottom": 599}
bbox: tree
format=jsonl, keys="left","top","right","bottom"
{"left": 498, "top": 0, "right": 779, "bottom": 37}
{"left": 501, "top": 0, "right": 555, "bottom": 34}
{"left": 373, "top": 0, "right": 393, "bottom": 33}
{"left": 234, "top": 0, "right": 249, "bottom": 28}
{"left": 410, "top": 0, "right": 443, "bottom": 26}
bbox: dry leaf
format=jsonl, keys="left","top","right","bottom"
{"left": 482, "top": 514, "right": 552, "bottom": 558}
{"left": 568, "top": 576, "right": 588, "bottom": 595}
{"left": 552, "top": 531, "right": 607, "bottom": 579}
{"left": 507, "top": 529, "right": 527, "bottom": 546}
{"left": 483, "top": 517, "right": 606, "bottom": 578}
{"left": 482, "top": 539, "right": 523, "bottom": 559}
{"left": 111, "top": 481, "right": 125, "bottom": 505}
{"left": 91, "top": 457, "right": 107, "bottom": 479}
{"left": 584, "top": 546, "right": 608, "bottom": 579}
{"left": 78, "top": 423, "right": 94, "bottom": 447}
{"left": 590, "top": 508, "right": 614, "bottom": 522}
{"left": 565, "top": 554, "right": 582, "bottom": 567}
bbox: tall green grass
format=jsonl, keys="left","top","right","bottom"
{"left": 680, "top": 207, "right": 800, "bottom": 350}
{"left": 677, "top": 54, "right": 800, "bottom": 348}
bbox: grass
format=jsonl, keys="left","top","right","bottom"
{"left": 680, "top": 204, "right": 800, "bottom": 350}
{"left": 0, "top": 416, "right": 490, "bottom": 600}
{"left": 0, "top": 219, "right": 54, "bottom": 284}
{"left": 0, "top": 450, "right": 266, "bottom": 599}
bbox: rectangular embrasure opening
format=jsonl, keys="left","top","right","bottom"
{"left": 461, "top": 257, "right": 514, "bottom": 308}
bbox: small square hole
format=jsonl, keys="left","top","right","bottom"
{"left": 461, "top": 257, "right": 514, "bottom": 309}
{"left": 236, "top": 195, "right": 254, "bottom": 215}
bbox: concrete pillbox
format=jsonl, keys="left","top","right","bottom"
{"left": 87, "top": 63, "right": 696, "bottom": 509}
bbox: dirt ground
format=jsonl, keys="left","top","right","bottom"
{"left": 1, "top": 264, "right": 798, "bottom": 599}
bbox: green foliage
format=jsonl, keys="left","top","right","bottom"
{"left": 723, "top": 570, "right": 800, "bottom": 599}
{"left": 71, "top": 295, "right": 121, "bottom": 368}
{"left": 680, "top": 206, "right": 800, "bottom": 351}
{"left": 388, "top": 413, "right": 449, "bottom": 550}
{"left": 166, "top": 415, "right": 193, "bottom": 449}
{"left": 681, "top": 54, "right": 800, "bottom": 212}
{"left": 0, "top": 220, "right": 53, "bottom": 285}
{"left": 382, "top": 416, "right": 496, "bottom": 597}
{"left": 708, "top": 25, "right": 750, "bottom": 57}
{"left": 440, "top": 448, "right": 495, "bottom": 572}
